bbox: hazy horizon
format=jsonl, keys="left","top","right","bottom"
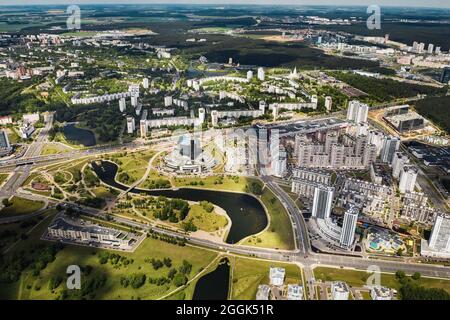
{"left": 0, "top": 1, "right": 449, "bottom": 9}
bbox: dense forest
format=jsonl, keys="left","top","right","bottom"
{"left": 414, "top": 96, "right": 450, "bottom": 134}
{"left": 330, "top": 72, "right": 448, "bottom": 102}
{"left": 0, "top": 78, "right": 47, "bottom": 117}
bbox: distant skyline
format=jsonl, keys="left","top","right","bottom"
{"left": 0, "top": 0, "right": 449, "bottom": 9}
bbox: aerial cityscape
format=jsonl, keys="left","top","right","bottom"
{"left": 0, "top": 2, "right": 450, "bottom": 305}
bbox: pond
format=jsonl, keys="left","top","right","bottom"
{"left": 91, "top": 160, "right": 268, "bottom": 244}
{"left": 193, "top": 258, "right": 230, "bottom": 300}
{"left": 63, "top": 123, "right": 96, "bottom": 147}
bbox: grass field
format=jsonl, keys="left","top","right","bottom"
{"left": 230, "top": 256, "right": 302, "bottom": 300}
{"left": 0, "top": 211, "right": 219, "bottom": 300}
{"left": 361, "top": 290, "right": 372, "bottom": 300}
{"left": 241, "top": 185, "right": 294, "bottom": 250}
{"left": 110, "top": 150, "right": 155, "bottom": 185}
{"left": 91, "top": 186, "right": 118, "bottom": 199}
{"left": 6, "top": 128, "right": 21, "bottom": 144}
{"left": 313, "top": 266, "right": 450, "bottom": 292}
{"left": 0, "top": 173, "right": 8, "bottom": 186}
{"left": 40, "top": 144, "right": 71, "bottom": 156}
{"left": 185, "top": 204, "right": 228, "bottom": 233}
{"left": 173, "top": 175, "right": 248, "bottom": 191}
{"left": 414, "top": 96, "right": 450, "bottom": 134}
{"left": 0, "top": 197, "right": 45, "bottom": 218}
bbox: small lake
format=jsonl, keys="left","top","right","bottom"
{"left": 193, "top": 258, "right": 230, "bottom": 300}
{"left": 63, "top": 123, "right": 96, "bottom": 147}
{"left": 91, "top": 160, "right": 268, "bottom": 244}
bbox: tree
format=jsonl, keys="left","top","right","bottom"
{"left": 173, "top": 273, "right": 188, "bottom": 287}
{"left": 247, "top": 182, "right": 263, "bottom": 195}
{"left": 167, "top": 268, "right": 177, "bottom": 280}
{"left": 163, "top": 257, "right": 172, "bottom": 268}
{"left": 412, "top": 272, "right": 421, "bottom": 281}
{"left": 130, "top": 273, "right": 146, "bottom": 289}
{"left": 395, "top": 270, "right": 406, "bottom": 280}
{"left": 200, "top": 201, "right": 214, "bottom": 213}
{"left": 179, "top": 260, "right": 192, "bottom": 275}
{"left": 2, "top": 198, "right": 11, "bottom": 207}
{"left": 400, "top": 282, "right": 450, "bottom": 300}
{"left": 48, "top": 275, "right": 63, "bottom": 290}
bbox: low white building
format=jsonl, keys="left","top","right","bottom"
{"left": 256, "top": 285, "right": 271, "bottom": 300}
{"left": 19, "top": 123, "right": 35, "bottom": 139}
{"left": 22, "top": 113, "right": 40, "bottom": 124}
{"left": 287, "top": 284, "right": 303, "bottom": 300}
{"left": 331, "top": 281, "right": 350, "bottom": 300}
{"left": 269, "top": 267, "right": 285, "bottom": 286}
{"left": 370, "top": 286, "right": 393, "bottom": 300}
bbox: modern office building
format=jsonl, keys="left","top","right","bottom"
{"left": 385, "top": 112, "right": 425, "bottom": 132}
{"left": 429, "top": 213, "right": 450, "bottom": 252}
{"left": 399, "top": 165, "right": 418, "bottom": 193}
{"left": 0, "top": 129, "right": 12, "bottom": 157}
{"left": 339, "top": 206, "right": 359, "bottom": 248}
{"left": 384, "top": 105, "right": 409, "bottom": 117}
{"left": 311, "top": 186, "right": 334, "bottom": 219}
{"left": 380, "top": 136, "right": 400, "bottom": 163}
{"left": 440, "top": 66, "right": 450, "bottom": 84}
{"left": 47, "top": 216, "right": 133, "bottom": 250}
{"left": 421, "top": 213, "right": 450, "bottom": 258}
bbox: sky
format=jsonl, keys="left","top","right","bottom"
{"left": 0, "top": 0, "right": 449, "bottom": 9}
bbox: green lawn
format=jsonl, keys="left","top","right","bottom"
{"left": 313, "top": 266, "right": 450, "bottom": 292}
{"left": 361, "top": 290, "right": 372, "bottom": 300}
{"left": 230, "top": 256, "right": 302, "bottom": 300}
{"left": 109, "top": 150, "right": 155, "bottom": 185}
{"left": 0, "top": 197, "right": 45, "bottom": 218}
{"left": 0, "top": 213, "right": 218, "bottom": 300}
{"left": 7, "top": 128, "right": 21, "bottom": 144}
{"left": 91, "top": 186, "right": 118, "bottom": 199}
{"left": 172, "top": 175, "right": 248, "bottom": 192}
{"left": 40, "top": 144, "right": 71, "bottom": 156}
{"left": 0, "top": 173, "right": 8, "bottom": 185}
{"left": 241, "top": 184, "right": 295, "bottom": 250}
{"left": 186, "top": 204, "right": 228, "bottom": 233}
